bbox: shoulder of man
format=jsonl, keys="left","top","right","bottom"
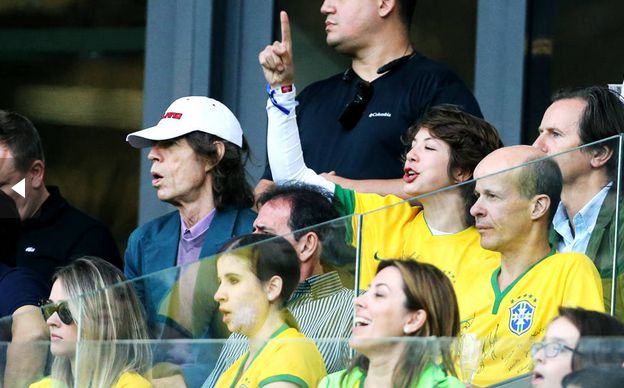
{"left": 399, "top": 54, "right": 482, "bottom": 117}
{"left": 216, "top": 206, "right": 256, "bottom": 234}
{"left": 39, "top": 186, "right": 111, "bottom": 231}
{"left": 128, "top": 210, "right": 180, "bottom": 239}
{"left": 297, "top": 72, "right": 349, "bottom": 101}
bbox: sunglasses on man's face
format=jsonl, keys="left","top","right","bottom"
{"left": 39, "top": 299, "right": 74, "bottom": 325}
{"left": 339, "top": 81, "right": 373, "bottom": 130}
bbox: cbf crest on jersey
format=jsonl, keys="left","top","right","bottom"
{"left": 509, "top": 299, "right": 536, "bottom": 336}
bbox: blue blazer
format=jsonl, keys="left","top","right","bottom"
{"left": 124, "top": 206, "right": 255, "bottom": 337}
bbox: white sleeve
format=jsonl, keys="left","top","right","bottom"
{"left": 266, "top": 87, "right": 336, "bottom": 194}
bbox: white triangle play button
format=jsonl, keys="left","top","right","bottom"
{"left": 11, "top": 178, "right": 25, "bottom": 198}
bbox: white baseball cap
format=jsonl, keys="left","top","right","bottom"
{"left": 126, "top": 96, "right": 243, "bottom": 148}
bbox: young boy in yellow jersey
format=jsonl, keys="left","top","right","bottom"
{"left": 460, "top": 145, "right": 604, "bottom": 386}
{"left": 266, "top": 92, "right": 503, "bottom": 288}
{"left": 334, "top": 185, "right": 501, "bottom": 287}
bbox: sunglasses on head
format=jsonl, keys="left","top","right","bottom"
{"left": 39, "top": 299, "right": 74, "bottom": 325}
{"left": 339, "top": 80, "right": 373, "bottom": 130}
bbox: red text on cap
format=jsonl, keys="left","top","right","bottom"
{"left": 161, "top": 112, "right": 183, "bottom": 119}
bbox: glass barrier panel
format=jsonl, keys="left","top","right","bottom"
{"left": 1, "top": 336, "right": 623, "bottom": 387}
{"left": 0, "top": 298, "right": 624, "bottom": 387}
{"left": 68, "top": 337, "right": 465, "bottom": 387}
{"left": 347, "top": 139, "right": 623, "bottom": 383}
{"left": 459, "top": 140, "right": 620, "bottom": 385}
{"left": 63, "top": 214, "right": 359, "bottom": 385}
{"left": 538, "top": 135, "right": 623, "bottom": 319}
{"left": 5, "top": 136, "right": 624, "bottom": 387}
{"left": 0, "top": 311, "right": 49, "bottom": 387}
{"left": 613, "top": 134, "right": 624, "bottom": 319}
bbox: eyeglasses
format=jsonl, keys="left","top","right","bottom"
{"left": 531, "top": 341, "right": 576, "bottom": 359}
{"left": 339, "top": 81, "right": 373, "bottom": 130}
{"left": 39, "top": 299, "right": 74, "bottom": 325}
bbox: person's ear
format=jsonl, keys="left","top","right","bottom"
{"left": 378, "top": 0, "right": 396, "bottom": 18}
{"left": 29, "top": 160, "right": 46, "bottom": 189}
{"left": 530, "top": 194, "right": 550, "bottom": 221}
{"left": 295, "top": 231, "right": 319, "bottom": 263}
{"left": 452, "top": 168, "right": 471, "bottom": 184}
{"left": 265, "top": 275, "right": 283, "bottom": 303}
{"left": 403, "top": 309, "right": 427, "bottom": 335}
{"left": 589, "top": 145, "right": 613, "bottom": 169}
{"left": 205, "top": 141, "right": 225, "bottom": 172}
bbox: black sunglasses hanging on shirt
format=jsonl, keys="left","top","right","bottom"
{"left": 338, "top": 80, "right": 373, "bottom": 130}
{"left": 338, "top": 53, "right": 414, "bottom": 130}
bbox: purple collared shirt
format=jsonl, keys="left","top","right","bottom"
{"left": 176, "top": 209, "right": 217, "bottom": 266}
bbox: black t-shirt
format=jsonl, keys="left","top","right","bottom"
{"left": 264, "top": 53, "right": 482, "bottom": 180}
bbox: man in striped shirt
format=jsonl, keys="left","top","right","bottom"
{"left": 203, "top": 184, "right": 355, "bottom": 387}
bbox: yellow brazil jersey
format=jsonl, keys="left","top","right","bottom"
{"left": 215, "top": 324, "right": 326, "bottom": 388}
{"left": 29, "top": 372, "right": 152, "bottom": 388}
{"left": 333, "top": 185, "right": 500, "bottom": 288}
{"left": 458, "top": 251, "right": 604, "bottom": 386}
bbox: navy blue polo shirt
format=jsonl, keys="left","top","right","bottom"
{"left": 0, "top": 263, "right": 49, "bottom": 318}
{"left": 264, "top": 53, "right": 482, "bottom": 180}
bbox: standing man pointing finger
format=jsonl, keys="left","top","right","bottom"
{"left": 258, "top": 1, "right": 482, "bottom": 199}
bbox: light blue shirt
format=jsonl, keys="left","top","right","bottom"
{"left": 553, "top": 183, "right": 612, "bottom": 254}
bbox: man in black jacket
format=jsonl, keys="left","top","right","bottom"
{"left": 0, "top": 109, "right": 121, "bottom": 285}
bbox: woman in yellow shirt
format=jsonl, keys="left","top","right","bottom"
{"left": 31, "top": 257, "right": 152, "bottom": 388}
{"left": 214, "top": 234, "right": 326, "bottom": 388}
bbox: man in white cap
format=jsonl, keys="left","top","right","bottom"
{"left": 124, "top": 96, "right": 255, "bottom": 337}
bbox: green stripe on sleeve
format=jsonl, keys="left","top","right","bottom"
{"left": 333, "top": 184, "right": 356, "bottom": 216}
{"left": 259, "top": 374, "right": 309, "bottom": 388}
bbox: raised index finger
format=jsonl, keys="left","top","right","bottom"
{"left": 280, "top": 10, "right": 292, "bottom": 46}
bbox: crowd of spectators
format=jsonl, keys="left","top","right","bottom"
{"left": 1, "top": 0, "right": 624, "bottom": 387}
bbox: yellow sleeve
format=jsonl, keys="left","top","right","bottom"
{"left": 114, "top": 372, "right": 153, "bottom": 388}
{"left": 561, "top": 253, "right": 605, "bottom": 312}
{"left": 258, "top": 340, "right": 327, "bottom": 388}
{"left": 352, "top": 191, "right": 406, "bottom": 214}
{"left": 28, "top": 377, "right": 53, "bottom": 388}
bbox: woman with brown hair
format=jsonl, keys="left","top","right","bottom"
{"left": 213, "top": 234, "right": 326, "bottom": 388}
{"left": 319, "top": 259, "right": 463, "bottom": 387}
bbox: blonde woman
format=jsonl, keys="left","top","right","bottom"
{"left": 31, "top": 257, "right": 152, "bottom": 387}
